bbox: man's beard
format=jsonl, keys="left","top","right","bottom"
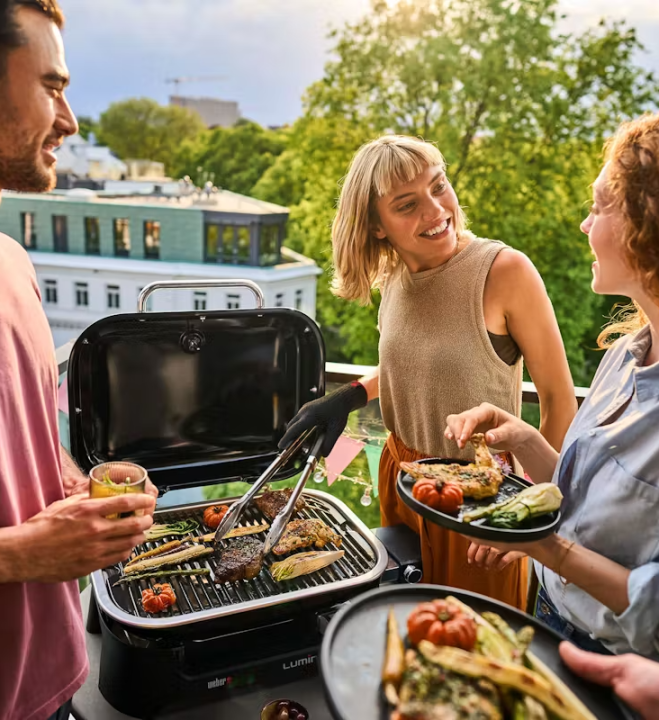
{"left": 0, "top": 95, "right": 56, "bottom": 192}
{"left": 0, "top": 138, "right": 55, "bottom": 193}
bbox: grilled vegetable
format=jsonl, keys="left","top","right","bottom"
{"left": 446, "top": 596, "right": 514, "bottom": 663}
{"left": 418, "top": 643, "right": 585, "bottom": 720}
{"left": 481, "top": 613, "right": 547, "bottom": 720}
{"left": 144, "top": 519, "right": 199, "bottom": 541}
{"left": 203, "top": 504, "right": 229, "bottom": 530}
{"left": 114, "top": 568, "right": 211, "bottom": 586}
{"left": 126, "top": 538, "right": 190, "bottom": 567}
{"left": 463, "top": 483, "right": 562, "bottom": 527}
{"left": 525, "top": 650, "right": 597, "bottom": 720}
{"left": 407, "top": 599, "right": 476, "bottom": 651}
{"left": 124, "top": 544, "right": 212, "bottom": 574}
{"left": 199, "top": 522, "right": 270, "bottom": 543}
{"left": 270, "top": 550, "right": 344, "bottom": 581}
{"left": 141, "top": 583, "right": 176, "bottom": 613}
{"left": 382, "top": 608, "right": 405, "bottom": 705}
{"left": 412, "top": 478, "right": 463, "bottom": 515}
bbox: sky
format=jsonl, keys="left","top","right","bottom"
{"left": 59, "top": 0, "right": 659, "bottom": 128}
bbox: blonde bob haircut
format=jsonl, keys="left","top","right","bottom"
{"left": 331, "top": 135, "right": 470, "bottom": 305}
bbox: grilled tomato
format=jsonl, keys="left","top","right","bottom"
{"left": 407, "top": 599, "right": 476, "bottom": 651}
{"left": 203, "top": 504, "right": 229, "bottom": 530}
{"left": 141, "top": 583, "right": 176, "bottom": 613}
{"left": 412, "top": 478, "right": 463, "bottom": 515}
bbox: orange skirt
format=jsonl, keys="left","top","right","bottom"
{"left": 379, "top": 433, "right": 528, "bottom": 611}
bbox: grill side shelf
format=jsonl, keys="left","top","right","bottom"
{"left": 93, "top": 490, "right": 387, "bottom": 629}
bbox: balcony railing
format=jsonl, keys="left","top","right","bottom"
{"left": 56, "top": 342, "right": 589, "bottom": 528}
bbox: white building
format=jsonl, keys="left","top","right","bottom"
{"left": 0, "top": 186, "right": 321, "bottom": 348}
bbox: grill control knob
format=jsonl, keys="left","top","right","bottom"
{"left": 403, "top": 565, "right": 422, "bottom": 584}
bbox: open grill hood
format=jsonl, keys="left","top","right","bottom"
{"left": 67, "top": 283, "right": 326, "bottom": 491}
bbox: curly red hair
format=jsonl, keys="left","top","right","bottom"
{"left": 598, "top": 113, "right": 659, "bottom": 347}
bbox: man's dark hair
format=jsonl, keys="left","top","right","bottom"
{"left": 0, "top": 0, "right": 64, "bottom": 73}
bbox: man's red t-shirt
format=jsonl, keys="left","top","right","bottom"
{"left": 0, "top": 233, "right": 88, "bottom": 720}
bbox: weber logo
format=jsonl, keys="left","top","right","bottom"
{"left": 283, "top": 654, "right": 317, "bottom": 671}
{"left": 207, "top": 677, "right": 228, "bottom": 690}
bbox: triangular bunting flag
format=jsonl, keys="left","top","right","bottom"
{"left": 363, "top": 442, "right": 384, "bottom": 497}
{"left": 325, "top": 435, "right": 365, "bottom": 486}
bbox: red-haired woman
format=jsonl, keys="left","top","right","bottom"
{"left": 446, "top": 113, "right": 659, "bottom": 657}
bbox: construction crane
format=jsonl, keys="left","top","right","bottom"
{"left": 165, "top": 75, "right": 226, "bottom": 95}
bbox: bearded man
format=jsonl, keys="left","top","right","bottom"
{"left": 0, "top": 3, "right": 157, "bottom": 718}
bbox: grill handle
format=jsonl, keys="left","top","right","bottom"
{"left": 212, "top": 427, "right": 314, "bottom": 545}
{"left": 137, "top": 279, "right": 265, "bottom": 312}
{"left": 263, "top": 431, "right": 326, "bottom": 555}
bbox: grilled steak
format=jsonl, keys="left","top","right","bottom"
{"left": 255, "top": 488, "right": 307, "bottom": 520}
{"left": 273, "top": 518, "right": 342, "bottom": 556}
{"left": 400, "top": 434, "right": 503, "bottom": 500}
{"left": 396, "top": 650, "right": 502, "bottom": 720}
{"left": 214, "top": 536, "right": 264, "bottom": 583}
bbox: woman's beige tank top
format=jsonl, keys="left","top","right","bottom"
{"left": 378, "top": 238, "right": 523, "bottom": 459}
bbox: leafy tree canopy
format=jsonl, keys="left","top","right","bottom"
{"left": 96, "top": 98, "right": 205, "bottom": 174}
{"left": 172, "top": 120, "right": 289, "bottom": 196}
{"left": 256, "top": 0, "right": 658, "bottom": 383}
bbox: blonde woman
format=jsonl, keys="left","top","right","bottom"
{"left": 445, "top": 114, "right": 659, "bottom": 655}
{"left": 280, "top": 135, "right": 576, "bottom": 609}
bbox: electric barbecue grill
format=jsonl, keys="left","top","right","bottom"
{"left": 67, "top": 280, "right": 389, "bottom": 719}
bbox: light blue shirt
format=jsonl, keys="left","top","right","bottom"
{"left": 537, "top": 324, "right": 659, "bottom": 657}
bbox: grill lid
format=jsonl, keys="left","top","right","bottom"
{"left": 67, "top": 280, "right": 325, "bottom": 490}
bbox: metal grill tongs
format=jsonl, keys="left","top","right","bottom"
{"left": 263, "top": 431, "right": 326, "bottom": 555}
{"left": 212, "top": 427, "right": 315, "bottom": 545}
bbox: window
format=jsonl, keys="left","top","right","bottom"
{"left": 21, "top": 212, "right": 37, "bottom": 249}
{"left": 107, "top": 285, "right": 120, "bottom": 309}
{"left": 275, "top": 292, "right": 284, "bottom": 308}
{"left": 236, "top": 226, "right": 250, "bottom": 264}
{"left": 44, "top": 279, "right": 58, "bottom": 305}
{"left": 226, "top": 294, "right": 240, "bottom": 310}
{"left": 84, "top": 217, "right": 100, "bottom": 255}
{"left": 260, "top": 224, "right": 280, "bottom": 266}
{"left": 144, "top": 220, "right": 160, "bottom": 260}
{"left": 52, "top": 215, "right": 68, "bottom": 252}
{"left": 222, "top": 226, "right": 235, "bottom": 261}
{"left": 193, "top": 291, "right": 207, "bottom": 311}
{"left": 75, "top": 282, "right": 89, "bottom": 307}
{"left": 113, "top": 218, "right": 130, "bottom": 256}
{"left": 294, "top": 289, "right": 303, "bottom": 310}
{"left": 205, "top": 223, "right": 219, "bottom": 262}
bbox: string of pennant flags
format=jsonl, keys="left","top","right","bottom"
{"left": 312, "top": 426, "right": 388, "bottom": 506}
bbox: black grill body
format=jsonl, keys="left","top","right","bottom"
{"left": 67, "top": 290, "right": 388, "bottom": 718}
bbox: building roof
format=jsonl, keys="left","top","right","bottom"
{"left": 4, "top": 187, "right": 290, "bottom": 215}
{"left": 28, "top": 247, "right": 321, "bottom": 279}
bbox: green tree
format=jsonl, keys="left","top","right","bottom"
{"left": 172, "top": 120, "right": 289, "bottom": 196}
{"left": 76, "top": 115, "right": 97, "bottom": 142}
{"left": 96, "top": 98, "right": 205, "bottom": 173}
{"left": 257, "top": 0, "right": 657, "bottom": 383}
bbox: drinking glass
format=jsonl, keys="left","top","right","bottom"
{"left": 89, "top": 461, "right": 148, "bottom": 519}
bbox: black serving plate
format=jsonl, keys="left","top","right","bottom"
{"left": 397, "top": 458, "right": 561, "bottom": 543}
{"left": 321, "top": 585, "right": 627, "bottom": 720}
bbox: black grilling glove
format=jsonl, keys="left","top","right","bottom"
{"left": 278, "top": 381, "right": 369, "bottom": 458}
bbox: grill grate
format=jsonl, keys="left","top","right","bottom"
{"left": 101, "top": 492, "right": 380, "bottom": 623}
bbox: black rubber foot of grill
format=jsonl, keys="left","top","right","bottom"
{"left": 86, "top": 591, "right": 101, "bottom": 635}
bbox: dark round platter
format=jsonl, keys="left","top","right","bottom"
{"left": 397, "top": 458, "right": 561, "bottom": 542}
{"left": 320, "top": 585, "right": 628, "bottom": 720}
